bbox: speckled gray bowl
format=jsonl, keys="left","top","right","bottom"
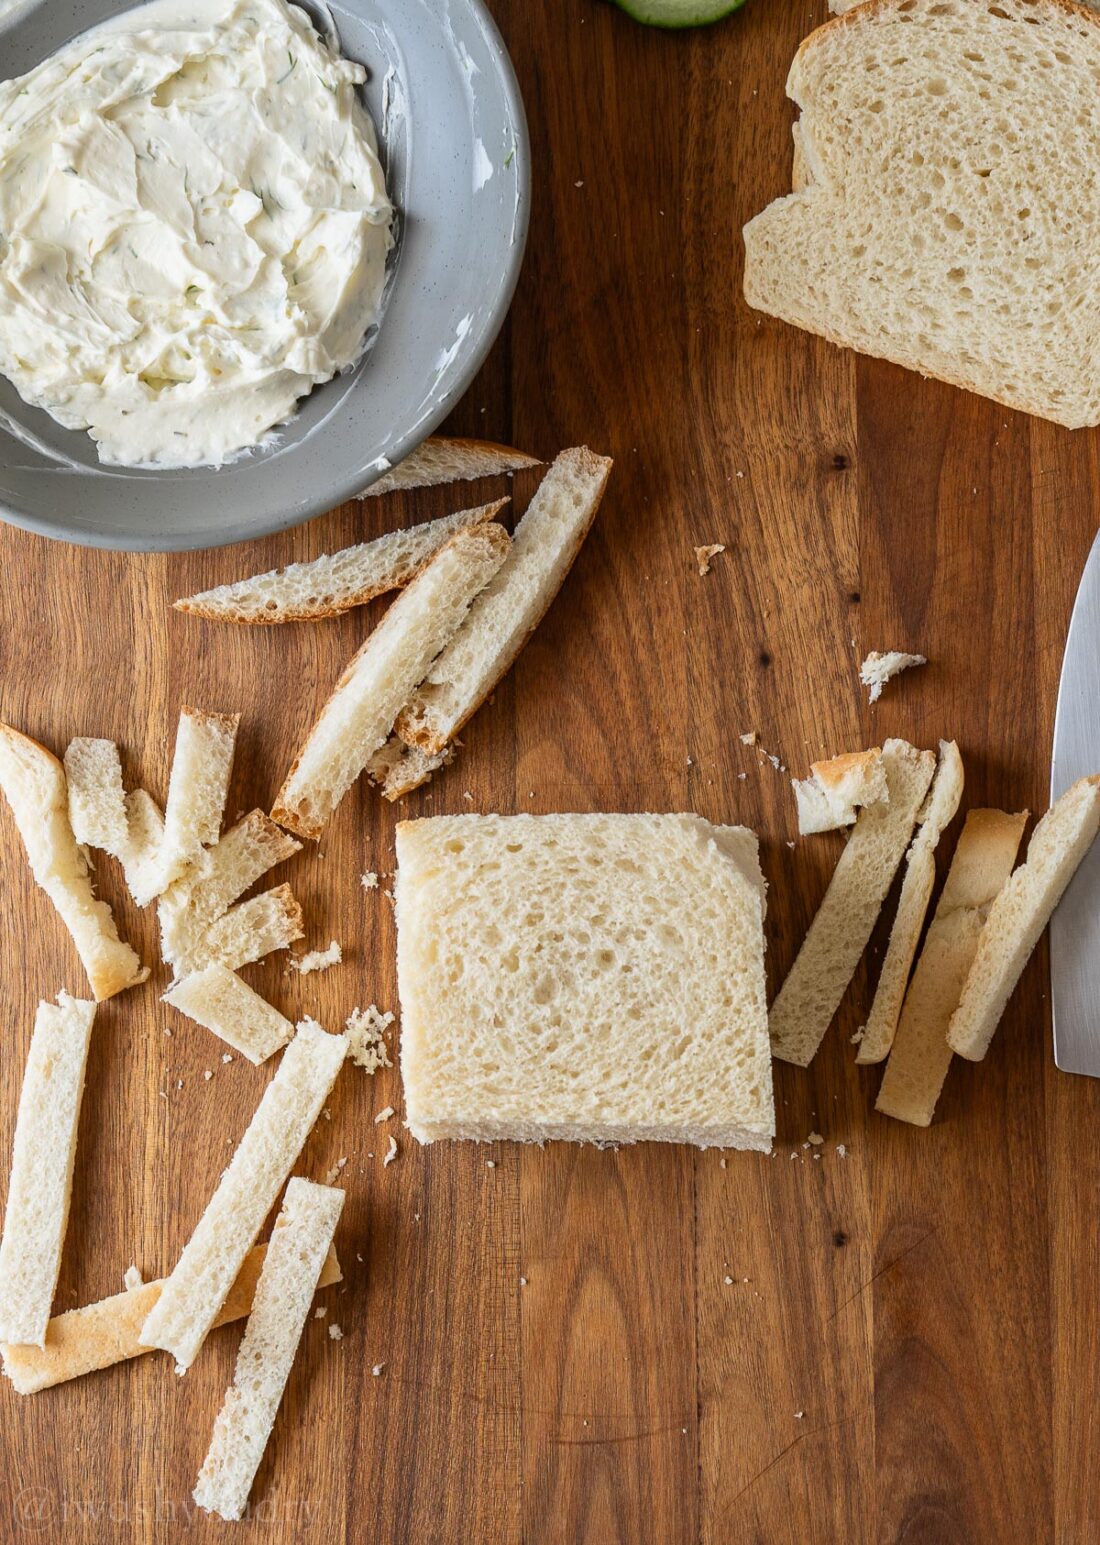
{"left": 0, "top": 0, "right": 529, "bottom": 550}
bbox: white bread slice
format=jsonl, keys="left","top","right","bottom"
{"left": 64, "top": 739, "right": 128, "bottom": 855}
{"left": 876, "top": 808, "right": 1027, "bottom": 1125}
{"left": 856, "top": 740, "right": 964, "bottom": 1063}
{"left": 193, "top": 1178, "right": 344, "bottom": 1521}
{"left": 273, "top": 523, "right": 511, "bottom": 839}
{"left": 158, "top": 811, "right": 301, "bottom": 974}
{"left": 174, "top": 500, "right": 509, "bottom": 624}
{"left": 860, "top": 651, "right": 927, "bottom": 705}
{"left": 194, "top": 884, "right": 305, "bottom": 973}
{"left": 396, "top": 813, "right": 774, "bottom": 1150}
{"left": 119, "top": 789, "right": 166, "bottom": 907}
{"left": 396, "top": 447, "right": 612, "bottom": 756}
{"left": 948, "top": 775, "right": 1100, "bottom": 1060}
{"left": 2, "top": 1241, "right": 340, "bottom": 1396}
{"left": 744, "top": 0, "right": 1100, "bottom": 430}
{"left": 163, "top": 965, "right": 295, "bottom": 1065}
{"left": 0, "top": 725, "right": 147, "bottom": 1000}
{"left": 793, "top": 748, "right": 887, "bottom": 835}
{"left": 0, "top": 994, "right": 96, "bottom": 1347}
{"left": 770, "top": 739, "right": 936, "bottom": 1067}
{"left": 139, "top": 1018, "right": 347, "bottom": 1370}
{"left": 366, "top": 736, "right": 454, "bottom": 801}
{"left": 150, "top": 708, "right": 239, "bottom": 898}
{"left": 359, "top": 436, "right": 540, "bottom": 498}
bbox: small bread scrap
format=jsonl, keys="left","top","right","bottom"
{"left": 358, "top": 436, "right": 541, "bottom": 498}
{"left": 859, "top": 650, "right": 927, "bottom": 704}
{"left": 163, "top": 965, "right": 295, "bottom": 1065}
{"left": 0, "top": 724, "right": 148, "bottom": 1000}
{"left": 876, "top": 808, "right": 1027, "bottom": 1126}
{"left": 856, "top": 740, "right": 964, "bottom": 1063}
{"left": 366, "top": 736, "right": 454, "bottom": 801}
{"left": 174, "top": 499, "right": 509, "bottom": 624}
{"left": 196, "top": 884, "right": 305, "bottom": 973}
{"left": 193, "top": 1179, "right": 345, "bottom": 1521}
{"left": 793, "top": 748, "right": 887, "bottom": 835}
{"left": 139, "top": 1019, "right": 348, "bottom": 1371}
{"left": 770, "top": 739, "right": 937, "bottom": 1067}
{"left": 948, "top": 776, "right": 1100, "bottom": 1061}
{"left": 64, "top": 738, "right": 128, "bottom": 855}
{"left": 0, "top": 994, "right": 96, "bottom": 1347}
{"left": 2, "top": 1241, "right": 341, "bottom": 1396}
{"left": 396, "top": 447, "right": 612, "bottom": 757}
{"left": 273, "top": 523, "right": 511, "bottom": 839}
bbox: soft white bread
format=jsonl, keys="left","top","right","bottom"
{"left": 744, "top": 0, "right": 1100, "bottom": 430}
{"left": 860, "top": 651, "right": 927, "bottom": 705}
{"left": 2, "top": 1241, "right": 341, "bottom": 1396}
{"left": 856, "top": 740, "right": 964, "bottom": 1063}
{"left": 876, "top": 808, "right": 1027, "bottom": 1125}
{"left": 0, "top": 725, "right": 147, "bottom": 1000}
{"left": 0, "top": 994, "right": 96, "bottom": 1347}
{"left": 273, "top": 523, "right": 511, "bottom": 839}
{"left": 365, "top": 736, "right": 454, "bottom": 801}
{"left": 195, "top": 884, "right": 305, "bottom": 973}
{"left": 793, "top": 748, "right": 887, "bottom": 835}
{"left": 396, "top": 813, "right": 774, "bottom": 1150}
{"left": 119, "top": 789, "right": 166, "bottom": 907}
{"left": 139, "top": 1018, "right": 347, "bottom": 1370}
{"left": 193, "top": 1179, "right": 345, "bottom": 1521}
{"left": 396, "top": 447, "right": 612, "bottom": 756}
{"left": 770, "top": 739, "right": 936, "bottom": 1067}
{"left": 151, "top": 708, "right": 239, "bottom": 898}
{"left": 158, "top": 810, "right": 301, "bottom": 974}
{"left": 174, "top": 500, "right": 509, "bottom": 624}
{"left": 64, "top": 739, "right": 128, "bottom": 855}
{"left": 948, "top": 775, "right": 1100, "bottom": 1060}
{"left": 163, "top": 965, "right": 295, "bottom": 1065}
{"left": 359, "top": 436, "right": 540, "bottom": 498}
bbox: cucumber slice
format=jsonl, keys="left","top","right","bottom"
{"left": 611, "top": 0, "right": 746, "bottom": 28}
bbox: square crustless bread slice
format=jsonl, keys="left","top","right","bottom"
{"left": 0, "top": 994, "right": 96, "bottom": 1347}
{"left": 193, "top": 1179, "right": 345, "bottom": 1521}
{"left": 396, "top": 813, "right": 774, "bottom": 1151}
{"left": 163, "top": 965, "right": 295, "bottom": 1065}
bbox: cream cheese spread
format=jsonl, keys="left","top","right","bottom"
{"left": 0, "top": 0, "right": 393, "bottom": 467}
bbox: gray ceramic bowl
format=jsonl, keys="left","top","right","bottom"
{"left": 0, "top": 0, "right": 529, "bottom": 550}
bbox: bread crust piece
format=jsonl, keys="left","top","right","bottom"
{"left": 359, "top": 437, "right": 541, "bottom": 498}
{"left": 174, "top": 499, "right": 509, "bottom": 624}
{"left": 793, "top": 747, "right": 886, "bottom": 835}
{"left": 746, "top": 0, "right": 1100, "bottom": 430}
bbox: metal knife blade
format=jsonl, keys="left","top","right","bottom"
{"left": 1050, "top": 527, "right": 1100, "bottom": 1076}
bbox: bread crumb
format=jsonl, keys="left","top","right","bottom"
{"left": 807, "top": 1131, "right": 824, "bottom": 1146}
{"left": 794, "top": 1411, "right": 805, "bottom": 1420}
{"left": 123, "top": 1265, "right": 143, "bottom": 1292}
{"left": 203, "top": 1069, "right": 213, "bottom": 1081}
{"left": 836, "top": 1144, "right": 848, "bottom": 1158}
{"left": 739, "top": 731, "right": 758, "bottom": 746}
{"left": 292, "top": 940, "right": 343, "bottom": 975}
{"left": 859, "top": 649, "right": 927, "bottom": 704}
{"left": 463, "top": 791, "right": 474, "bottom": 802}
{"left": 723, "top": 1275, "right": 733, "bottom": 1285}
{"left": 694, "top": 543, "right": 725, "bottom": 576}
{"left": 314, "top": 1306, "right": 327, "bottom": 1319}
{"left": 373, "top": 1106, "right": 395, "bottom": 1124}
{"left": 383, "top": 1136, "right": 398, "bottom": 1167}
{"left": 361, "top": 871, "right": 378, "bottom": 890}
{"left": 371, "top": 1362, "right": 385, "bottom": 1376}
{"left": 719, "top": 1156, "right": 727, "bottom": 1169}
{"left": 323, "top": 1156, "right": 347, "bottom": 1185}
{"left": 519, "top": 1276, "right": 528, "bottom": 1287}
{"left": 486, "top": 1159, "right": 496, "bottom": 1168}
{"left": 346, "top": 1005, "right": 395, "bottom": 1072}
{"left": 221, "top": 1052, "right": 232, "bottom": 1064}
{"left": 328, "top": 1324, "right": 344, "bottom": 1341}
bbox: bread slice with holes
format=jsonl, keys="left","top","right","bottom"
{"left": 770, "top": 739, "right": 937, "bottom": 1067}
{"left": 396, "top": 813, "right": 773, "bottom": 1150}
{"left": 948, "top": 775, "right": 1100, "bottom": 1060}
{"left": 174, "top": 500, "right": 508, "bottom": 624}
{"left": 396, "top": 447, "right": 612, "bottom": 756}
{"left": 273, "top": 523, "right": 511, "bottom": 838}
{"left": 0, "top": 726, "right": 147, "bottom": 1000}
{"left": 359, "top": 437, "right": 540, "bottom": 498}
{"left": 793, "top": 748, "right": 887, "bottom": 835}
{"left": 744, "top": 0, "right": 1100, "bottom": 429}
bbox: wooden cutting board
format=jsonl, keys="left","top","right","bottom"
{"left": 1, "top": 1, "right": 1098, "bottom": 1539}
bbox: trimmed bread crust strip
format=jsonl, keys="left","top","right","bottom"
{"left": 0, "top": 994, "right": 96, "bottom": 1347}
{"left": 64, "top": 738, "right": 128, "bottom": 855}
{"left": 358, "top": 436, "right": 540, "bottom": 498}
{"left": 163, "top": 965, "right": 295, "bottom": 1065}
{"left": 139, "top": 1018, "right": 347, "bottom": 1370}
{"left": 876, "top": 808, "right": 1027, "bottom": 1125}
{"left": 193, "top": 884, "right": 305, "bottom": 972}
{"left": 119, "top": 789, "right": 165, "bottom": 907}
{"left": 948, "top": 775, "right": 1100, "bottom": 1060}
{"left": 769, "top": 739, "right": 937, "bottom": 1067}
{"left": 174, "top": 499, "right": 509, "bottom": 624}
{"left": 149, "top": 708, "right": 239, "bottom": 899}
{"left": 0, "top": 724, "right": 147, "bottom": 1000}
{"left": 396, "top": 447, "right": 612, "bottom": 756}
{"left": 2, "top": 1242, "right": 341, "bottom": 1395}
{"left": 193, "top": 1179, "right": 345, "bottom": 1521}
{"left": 856, "top": 740, "right": 964, "bottom": 1063}
{"left": 272, "top": 523, "right": 511, "bottom": 839}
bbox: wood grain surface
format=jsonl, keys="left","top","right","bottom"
{"left": 1, "top": 1, "right": 1098, "bottom": 1540}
